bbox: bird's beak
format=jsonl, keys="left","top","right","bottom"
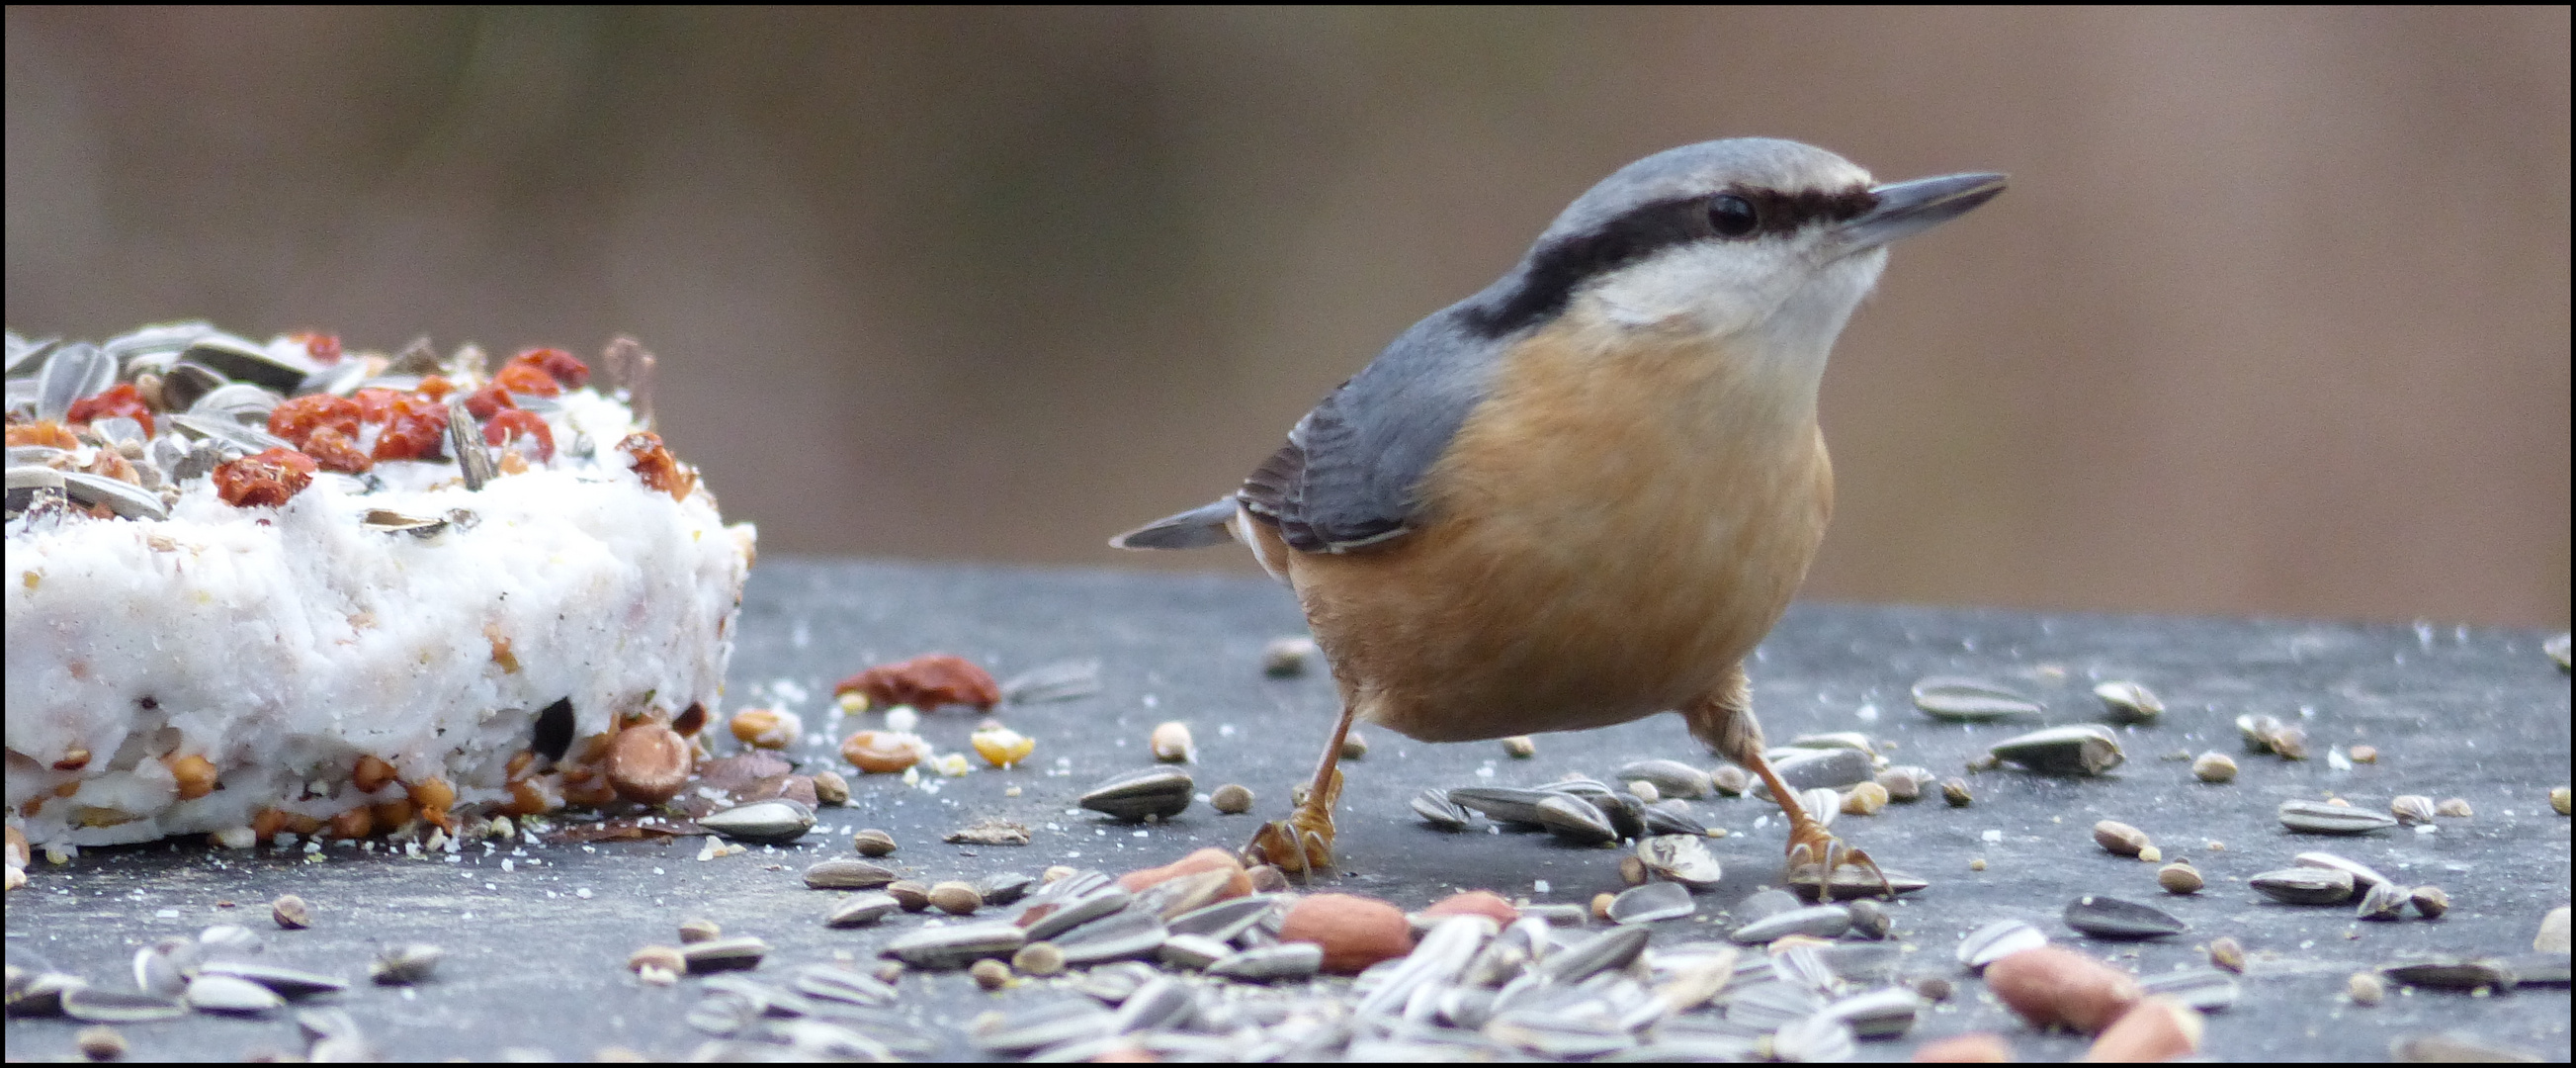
{"left": 1828, "top": 172, "right": 2008, "bottom": 258}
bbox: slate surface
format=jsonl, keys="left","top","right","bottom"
{"left": 5, "top": 556, "right": 2569, "bottom": 1061}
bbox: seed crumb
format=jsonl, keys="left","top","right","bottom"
{"left": 2434, "top": 797, "right": 2473, "bottom": 818}
{"left": 1968, "top": 858, "right": 1987, "bottom": 871}
{"left": 2348, "top": 970, "right": 2384, "bottom": 1006}
{"left": 1503, "top": 736, "right": 1536, "bottom": 759}
{"left": 2207, "top": 935, "right": 2246, "bottom": 973}
{"left": 271, "top": 893, "right": 310, "bottom": 930}
{"left": 76, "top": 1025, "right": 126, "bottom": 1061}
{"left": 2348, "top": 745, "right": 2377, "bottom": 763}
{"left": 970, "top": 958, "right": 1010, "bottom": 991}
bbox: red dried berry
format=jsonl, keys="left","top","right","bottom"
{"left": 463, "top": 383, "right": 516, "bottom": 421}
{"left": 367, "top": 392, "right": 450, "bottom": 463}
{"left": 618, "top": 432, "right": 694, "bottom": 500}
{"left": 834, "top": 655, "right": 1002, "bottom": 712}
{"left": 301, "top": 426, "right": 372, "bottom": 473}
{"left": 509, "top": 347, "right": 590, "bottom": 390}
{"left": 292, "top": 331, "right": 343, "bottom": 365}
{"left": 214, "top": 448, "right": 318, "bottom": 508}
{"left": 491, "top": 362, "right": 560, "bottom": 398}
{"left": 65, "top": 383, "right": 155, "bottom": 437}
{"left": 267, "top": 394, "right": 361, "bottom": 449}
{"left": 482, "top": 408, "right": 554, "bottom": 462}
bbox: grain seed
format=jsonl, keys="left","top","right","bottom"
{"left": 1876, "top": 765, "right": 1933, "bottom": 802}
{"left": 2250, "top": 866, "right": 2355, "bottom": 904}
{"left": 805, "top": 859, "right": 898, "bottom": 890}
{"left": 970, "top": 958, "right": 1010, "bottom": 991}
{"left": 812, "top": 770, "right": 851, "bottom": 806}
{"left": 2064, "top": 895, "right": 2188, "bottom": 939}
{"left": 930, "top": 881, "right": 985, "bottom": 916}
{"left": 682, "top": 936, "right": 768, "bottom": 974}
{"left": 678, "top": 918, "right": 723, "bottom": 944}
{"left": 629, "top": 945, "right": 686, "bottom": 976}
{"left": 1627, "top": 779, "right": 1661, "bottom": 804}
{"left": 2348, "top": 971, "right": 2384, "bottom": 1006}
{"left": 1841, "top": 781, "right": 1889, "bottom": 816}
{"left": 1340, "top": 731, "right": 1369, "bottom": 759}
{"left": 1619, "top": 854, "right": 1649, "bottom": 886}
{"left": 886, "top": 881, "right": 930, "bottom": 912}
{"left": 1210, "top": 783, "right": 1254, "bottom": 815}
{"left": 2094, "top": 680, "right": 2163, "bottom": 724}
{"left": 2093, "top": 820, "right": 2152, "bottom": 857}
{"left": 2410, "top": 886, "right": 2449, "bottom": 920}
{"left": 2356, "top": 881, "right": 2409, "bottom": 921}
{"left": 851, "top": 829, "right": 898, "bottom": 857}
{"left": 2348, "top": 745, "right": 2377, "bottom": 763}
{"left": 2158, "top": 861, "right": 2203, "bottom": 895}
{"left": 970, "top": 727, "right": 1036, "bottom": 768}
{"left": 1150, "top": 722, "right": 1194, "bottom": 762}
{"left": 2191, "top": 752, "right": 2237, "bottom": 783}
{"left": 2279, "top": 799, "right": 2397, "bottom": 835}
{"left": 1012, "top": 941, "right": 1067, "bottom": 977}
{"left": 1941, "top": 777, "right": 1974, "bottom": 807}
{"left": 368, "top": 943, "right": 443, "bottom": 986}
{"left": 2206, "top": 935, "right": 2247, "bottom": 973}
{"left": 1911, "top": 676, "right": 2044, "bottom": 721}
{"left": 1710, "top": 764, "right": 1751, "bottom": 795}
{"left": 2434, "top": 797, "right": 2473, "bottom": 818}
{"left": 76, "top": 1024, "right": 127, "bottom": 1061}
{"left": 1618, "top": 758, "right": 1713, "bottom": 799}
{"left": 1503, "top": 736, "right": 1537, "bottom": 758}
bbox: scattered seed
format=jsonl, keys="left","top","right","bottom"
{"left": 1210, "top": 783, "right": 1254, "bottom": 815}
{"left": 2348, "top": 971, "right": 2385, "bottom": 1006}
{"left": 1608, "top": 881, "right": 1695, "bottom": 924}
{"left": 1710, "top": 764, "right": 1750, "bottom": 795}
{"left": 1732, "top": 905, "right": 1851, "bottom": 944}
{"left": 2434, "top": 797, "right": 2472, "bottom": 818}
{"left": 184, "top": 974, "right": 285, "bottom": 1016}
{"left": 2294, "top": 850, "right": 2394, "bottom": 890}
{"left": 929, "top": 881, "right": 985, "bottom": 916}
{"left": 970, "top": 958, "right": 1010, "bottom": 991}
{"left": 678, "top": 918, "right": 723, "bottom": 943}
{"left": 1502, "top": 736, "right": 1536, "bottom": 758}
{"left": 271, "top": 894, "right": 310, "bottom": 930}
{"left": 2190, "top": 753, "right": 2237, "bottom": 783}
{"left": 2158, "top": 861, "right": 2203, "bottom": 895}
{"left": 806, "top": 859, "right": 898, "bottom": 890}
{"left": 2552, "top": 786, "right": 2570, "bottom": 817}
{"left": 2093, "top": 681, "right": 2163, "bottom": 724}
{"left": 884, "top": 922, "right": 1025, "bottom": 969}
{"left": 2390, "top": 794, "right": 2438, "bottom": 826}
{"left": 1876, "top": 765, "right": 1933, "bottom": 802}
{"left": 2356, "top": 881, "right": 2410, "bottom": 921}
{"left": 368, "top": 943, "right": 443, "bottom": 986}
{"left": 1150, "top": 722, "right": 1194, "bottom": 762}
{"left": 2207, "top": 936, "right": 2246, "bottom": 973}
{"left": 887, "top": 881, "right": 930, "bottom": 912}
{"left": 1989, "top": 725, "right": 2124, "bottom": 775}
{"left": 1340, "top": 731, "right": 1369, "bottom": 759}
{"left": 2346, "top": 744, "right": 2377, "bottom": 763}
{"left": 60, "top": 989, "right": 185, "bottom": 1024}
{"left": 1077, "top": 766, "right": 1194, "bottom": 821}
{"left": 1912, "top": 676, "right": 2044, "bottom": 721}
{"left": 2410, "top": 886, "right": 2449, "bottom": 920}
{"left": 1841, "top": 781, "right": 1888, "bottom": 816}
{"left": 825, "top": 892, "right": 902, "bottom": 929}
{"left": 1533, "top": 794, "right": 1618, "bottom": 845}
{"left": 2279, "top": 799, "right": 2398, "bottom": 835}
{"left": 2381, "top": 959, "right": 2515, "bottom": 992}
{"left": 1626, "top": 779, "right": 1660, "bottom": 804}
{"left": 1012, "top": 941, "right": 1067, "bottom": 977}
{"left": 2064, "top": 895, "right": 2188, "bottom": 939}
{"left": 970, "top": 727, "right": 1036, "bottom": 768}
{"left": 1261, "top": 636, "right": 1317, "bottom": 676}
{"left": 1941, "top": 778, "right": 1973, "bottom": 807}
{"left": 943, "top": 820, "right": 1030, "bottom": 846}
{"left": 1618, "top": 758, "right": 1713, "bottom": 799}
{"left": 851, "top": 829, "right": 898, "bottom": 857}
{"left": 629, "top": 945, "right": 686, "bottom": 976}
{"left": 1846, "top": 898, "right": 1893, "bottom": 939}
{"left": 1910, "top": 975, "right": 1954, "bottom": 1002}
{"left": 2536, "top": 907, "right": 2571, "bottom": 952}
{"left": 76, "top": 1024, "right": 126, "bottom": 1061}
{"left": 680, "top": 936, "right": 768, "bottom": 974}
{"left": 700, "top": 799, "right": 817, "bottom": 844}
{"left": 1619, "top": 854, "right": 1648, "bottom": 886}
{"left": 1955, "top": 919, "right": 2048, "bottom": 970}
{"left": 1247, "top": 865, "right": 1288, "bottom": 893}
{"left": 2250, "top": 866, "right": 2356, "bottom": 904}
{"left": 1969, "top": 857, "right": 1988, "bottom": 871}
{"left": 1590, "top": 892, "right": 1616, "bottom": 922}
{"left": 2137, "top": 968, "right": 2241, "bottom": 1013}
{"left": 840, "top": 730, "right": 929, "bottom": 774}
{"left": 2093, "top": 820, "right": 2152, "bottom": 857}
{"left": 1410, "top": 788, "right": 1475, "bottom": 831}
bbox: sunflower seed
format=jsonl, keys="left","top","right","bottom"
{"left": 1618, "top": 759, "right": 1713, "bottom": 799}
{"left": 2354, "top": 881, "right": 2409, "bottom": 921}
{"left": 1710, "top": 764, "right": 1752, "bottom": 796}
{"left": 2064, "top": 895, "right": 2187, "bottom": 939}
{"left": 850, "top": 828, "right": 897, "bottom": 856}
{"left": 1822, "top": 987, "right": 1924, "bottom": 1039}
{"left": 6, "top": 970, "right": 86, "bottom": 1017}
{"left": 60, "top": 472, "right": 167, "bottom": 522}
{"left": 1787, "top": 864, "right": 1930, "bottom": 900}
{"left": 1540, "top": 925, "right": 1651, "bottom": 983}
{"left": 1641, "top": 801, "right": 1708, "bottom": 839}
{"left": 1755, "top": 749, "right": 1876, "bottom": 797}
{"left": 804, "top": 859, "right": 898, "bottom": 890}
{"left": 680, "top": 936, "right": 768, "bottom": 974}
{"left": 368, "top": 943, "right": 442, "bottom": 985}
{"left": 2093, "top": 680, "right": 2164, "bottom": 724}
{"left": 1911, "top": 676, "right": 2043, "bottom": 721}
{"left": 929, "top": 881, "right": 985, "bottom": 916}
{"left": 2093, "top": 820, "right": 2152, "bottom": 856}
{"left": 1608, "top": 881, "right": 1695, "bottom": 925}
{"left": 1078, "top": 767, "right": 1194, "bottom": 821}
{"left": 2278, "top": 800, "right": 2397, "bottom": 835}
{"left": 132, "top": 938, "right": 198, "bottom": 999}
{"left": 784, "top": 964, "right": 894, "bottom": 1008}
{"left": 2383, "top": 959, "right": 2516, "bottom": 991}
{"left": 1534, "top": 794, "right": 1619, "bottom": 845}
{"left": 197, "top": 961, "right": 347, "bottom": 998}
{"left": 1020, "top": 887, "right": 1134, "bottom": 941}
{"left": 2389, "top": 1033, "right": 2545, "bottom": 1061}
{"left": 1164, "top": 895, "right": 1276, "bottom": 943}
{"left": 2293, "top": 851, "right": 2393, "bottom": 889}
{"left": 1152, "top": 934, "right": 1233, "bottom": 971}
{"left": 1989, "top": 725, "right": 2124, "bottom": 775}
{"left": 1110, "top": 976, "right": 1193, "bottom": 1034}
{"left": 2157, "top": 861, "right": 2204, "bottom": 894}
{"left": 2191, "top": 752, "right": 2238, "bottom": 783}
{"left": 2410, "top": 886, "right": 2449, "bottom": 920}
{"left": 1446, "top": 786, "right": 1548, "bottom": 827}
{"left": 36, "top": 342, "right": 115, "bottom": 421}
{"left": 1771, "top": 1011, "right": 1858, "bottom": 1061}
{"left": 1846, "top": 899, "right": 1893, "bottom": 940}
{"left": 885, "top": 922, "right": 1024, "bottom": 969}
{"left": 1731, "top": 905, "right": 1850, "bottom": 944}
{"left": 1875, "top": 765, "right": 1934, "bottom": 802}
{"left": 1488, "top": 1010, "right": 1637, "bottom": 1058}
{"left": 969, "top": 999, "right": 1114, "bottom": 1054}
{"left": 824, "top": 892, "right": 902, "bottom": 929}
{"left": 183, "top": 974, "right": 285, "bottom": 1016}
{"left": 2251, "top": 866, "right": 2355, "bottom": 904}
{"left": 1010, "top": 941, "right": 1068, "bottom": 978}
{"left": 1635, "top": 834, "right": 1723, "bottom": 889}
{"left": 2502, "top": 952, "right": 2569, "bottom": 987}
{"left": 701, "top": 799, "right": 816, "bottom": 844}
{"left": 1054, "top": 909, "right": 1167, "bottom": 965}
{"left": 1941, "top": 777, "right": 1974, "bottom": 806}
{"left": 61, "top": 989, "right": 186, "bottom": 1024}
{"left": 2237, "top": 714, "right": 2309, "bottom": 758}
{"left": 1207, "top": 942, "right": 1323, "bottom": 983}
{"left": 2434, "top": 797, "right": 2473, "bottom": 818}
{"left": 1956, "top": 920, "right": 2047, "bottom": 970}
{"left": 1797, "top": 787, "right": 1845, "bottom": 830}
{"left": 2138, "top": 967, "right": 2240, "bottom": 1012}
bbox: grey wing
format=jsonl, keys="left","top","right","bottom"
{"left": 1241, "top": 311, "right": 1503, "bottom": 554}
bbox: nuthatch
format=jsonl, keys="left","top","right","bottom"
{"left": 1114, "top": 138, "right": 2005, "bottom": 893}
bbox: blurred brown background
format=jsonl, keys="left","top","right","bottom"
{"left": 7, "top": 7, "right": 2567, "bottom": 627}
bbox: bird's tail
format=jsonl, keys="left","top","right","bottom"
{"left": 1109, "top": 497, "right": 1241, "bottom": 550}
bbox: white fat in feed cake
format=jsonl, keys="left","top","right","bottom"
{"left": 5, "top": 325, "right": 755, "bottom": 852}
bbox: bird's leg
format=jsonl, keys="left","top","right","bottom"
{"left": 1739, "top": 747, "right": 1891, "bottom": 900}
{"left": 1244, "top": 702, "right": 1352, "bottom": 877}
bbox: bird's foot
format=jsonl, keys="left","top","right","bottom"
{"left": 1783, "top": 822, "right": 1893, "bottom": 901}
{"left": 1244, "top": 768, "right": 1341, "bottom": 878}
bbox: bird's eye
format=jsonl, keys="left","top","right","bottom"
{"left": 1708, "top": 194, "right": 1758, "bottom": 237}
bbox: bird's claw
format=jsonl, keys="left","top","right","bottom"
{"left": 1243, "top": 769, "right": 1341, "bottom": 878}
{"left": 1785, "top": 826, "right": 1892, "bottom": 901}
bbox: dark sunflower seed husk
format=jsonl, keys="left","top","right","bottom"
{"left": 1988, "top": 725, "right": 2124, "bottom": 775}
{"left": 1206, "top": 942, "right": 1323, "bottom": 983}
{"left": 2064, "top": 895, "right": 2188, "bottom": 939}
{"left": 368, "top": 943, "right": 443, "bottom": 986}
{"left": 2356, "top": 881, "right": 2410, "bottom": 921}
{"left": 1607, "top": 881, "right": 1695, "bottom": 925}
{"left": 1077, "top": 767, "right": 1195, "bottom": 822}
{"left": 1912, "top": 676, "right": 2044, "bottom": 721}
{"left": 791, "top": 965, "right": 897, "bottom": 1007}
{"left": 1639, "top": 802, "right": 1707, "bottom": 839}
{"left": 804, "top": 859, "right": 898, "bottom": 890}
{"left": 1730, "top": 905, "right": 1850, "bottom": 944}
{"left": 1164, "top": 895, "right": 1276, "bottom": 943}
{"left": 2500, "top": 952, "right": 2570, "bottom": 987}
{"left": 1617, "top": 759, "right": 1713, "bottom": 800}
{"left": 1020, "top": 887, "right": 1135, "bottom": 942}
{"left": 2278, "top": 800, "right": 2397, "bottom": 835}
{"left": 1752, "top": 748, "right": 1876, "bottom": 797}
{"left": 1822, "top": 987, "right": 1925, "bottom": 1039}
{"left": 680, "top": 936, "right": 768, "bottom": 974}
{"left": 1533, "top": 794, "right": 1619, "bottom": 846}
{"left": 2251, "top": 866, "right": 2356, "bottom": 904}
{"left": 2382, "top": 959, "right": 2517, "bottom": 991}
{"left": 197, "top": 961, "right": 348, "bottom": 998}
{"left": 1448, "top": 786, "right": 1551, "bottom": 828}
{"left": 1054, "top": 909, "right": 1168, "bottom": 966}
{"left": 701, "top": 799, "right": 816, "bottom": 845}
{"left": 1411, "top": 789, "right": 1475, "bottom": 831}
{"left": 2293, "top": 850, "right": 2393, "bottom": 889}
{"left": 1786, "top": 864, "right": 1930, "bottom": 900}
{"left": 824, "top": 892, "right": 902, "bottom": 929}
{"left": 883, "top": 923, "right": 1024, "bottom": 969}
{"left": 2093, "top": 680, "right": 2164, "bottom": 724}
{"left": 1539, "top": 925, "right": 1652, "bottom": 984}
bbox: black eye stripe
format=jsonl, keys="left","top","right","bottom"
{"left": 1461, "top": 184, "right": 1880, "bottom": 338}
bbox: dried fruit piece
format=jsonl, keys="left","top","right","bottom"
{"left": 839, "top": 730, "right": 929, "bottom": 774}
{"left": 606, "top": 724, "right": 691, "bottom": 804}
{"left": 163, "top": 754, "right": 216, "bottom": 801}
{"left": 67, "top": 382, "right": 155, "bottom": 437}
{"left": 728, "top": 708, "right": 800, "bottom": 750}
{"left": 834, "top": 654, "right": 999, "bottom": 712}
{"left": 481, "top": 408, "right": 554, "bottom": 462}
{"left": 213, "top": 448, "right": 317, "bottom": 508}
{"left": 266, "top": 394, "right": 359, "bottom": 450}
{"left": 510, "top": 346, "right": 591, "bottom": 389}
{"left": 618, "top": 431, "right": 696, "bottom": 501}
